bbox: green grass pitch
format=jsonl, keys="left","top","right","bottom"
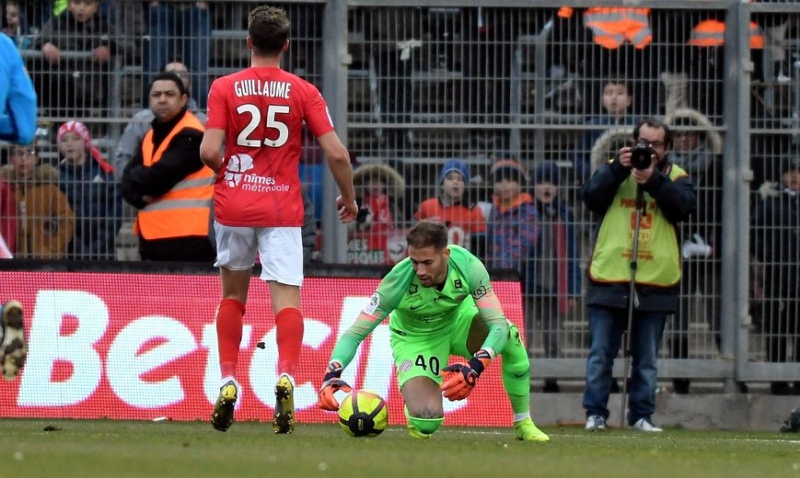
{"left": 1, "top": 419, "right": 798, "bottom": 477}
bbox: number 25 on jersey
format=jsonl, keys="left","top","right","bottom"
{"left": 236, "top": 104, "right": 290, "bottom": 148}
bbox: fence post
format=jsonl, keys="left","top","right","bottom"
{"left": 322, "top": 0, "right": 351, "bottom": 264}
{"left": 721, "top": 0, "right": 753, "bottom": 392}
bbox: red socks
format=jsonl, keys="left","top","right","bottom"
{"left": 216, "top": 299, "right": 245, "bottom": 379}
{"left": 275, "top": 307, "right": 304, "bottom": 377}
{"left": 216, "top": 301, "right": 303, "bottom": 379}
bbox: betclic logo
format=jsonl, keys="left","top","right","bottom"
{"left": 0, "top": 272, "right": 523, "bottom": 426}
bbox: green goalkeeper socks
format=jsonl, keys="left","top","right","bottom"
{"left": 500, "top": 324, "right": 531, "bottom": 415}
{"left": 405, "top": 406, "right": 444, "bottom": 436}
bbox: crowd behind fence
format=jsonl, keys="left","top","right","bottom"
{"left": 1, "top": 0, "right": 799, "bottom": 391}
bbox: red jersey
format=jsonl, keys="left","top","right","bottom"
{"left": 206, "top": 67, "right": 335, "bottom": 227}
{"left": 415, "top": 198, "right": 487, "bottom": 247}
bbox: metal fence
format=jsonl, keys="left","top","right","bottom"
{"left": 2, "top": 0, "right": 800, "bottom": 389}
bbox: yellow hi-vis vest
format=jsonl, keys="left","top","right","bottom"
{"left": 588, "top": 164, "right": 688, "bottom": 287}
{"left": 134, "top": 112, "right": 214, "bottom": 240}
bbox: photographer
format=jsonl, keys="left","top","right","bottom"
{"left": 581, "top": 118, "right": 696, "bottom": 432}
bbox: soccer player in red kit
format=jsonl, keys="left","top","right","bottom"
{"left": 199, "top": 5, "right": 358, "bottom": 434}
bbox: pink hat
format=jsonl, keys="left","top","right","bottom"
{"left": 57, "top": 120, "right": 93, "bottom": 149}
{"left": 57, "top": 120, "right": 114, "bottom": 174}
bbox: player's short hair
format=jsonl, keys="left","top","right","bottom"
{"left": 407, "top": 221, "right": 448, "bottom": 251}
{"left": 149, "top": 71, "right": 187, "bottom": 97}
{"left": 248, "top": 5, "right": 290, "bottom": 57}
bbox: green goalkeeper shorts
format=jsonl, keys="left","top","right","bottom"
{"left": 390, "top": 299, "right": 477, "bottom": 388}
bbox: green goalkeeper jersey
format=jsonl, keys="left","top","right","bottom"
{"left": 330, "top": 245, "right": 510, "bottom": 368}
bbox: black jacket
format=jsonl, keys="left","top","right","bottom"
{"left": 752, "top": 186, "right": 800, "bottom": 299}
{"left": 581, "top": 157, "right": 697, "bottom": 313}
{"left": 121, "top": 108, "right": 205, "bottom": 209}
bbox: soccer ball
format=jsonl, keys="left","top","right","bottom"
{"left": 338, "top": 390, "right": 388, "bottom": 437}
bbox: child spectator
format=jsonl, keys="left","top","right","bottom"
{"left": 572, "top": 77, "right": 635, "bottom": 183}
{"left": 486, "top": 160, "right": 539, "bottom": 346}
{"left": 415, "top": 160, "right": 486, "bottom": 256}
{"left": 0, "top": 144, "right": 74, "bottom": 258}
{"left": 347, "top": 162, "right": 404, "bottom": 265}
{"left": 529, "top": 161, "right": 581, "bottom": 392}
{"left": 3, "top": 1, "right": 32, "bottom": 49}
{"left": 39, "top": 0, "right": 130, "bottom": 120}
{"left": 57, "top": 120, "right": 120, "bottom": 259}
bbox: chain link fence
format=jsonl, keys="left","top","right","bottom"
{"left": 1, "top": 0, "right": 799, "bottom": 388}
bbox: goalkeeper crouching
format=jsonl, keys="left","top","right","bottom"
{"left": 317, "top": 221, "right": 549, "bottom": 441}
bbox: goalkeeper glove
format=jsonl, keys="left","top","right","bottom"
{"left": 317, "top": 361, "right": 352, "bottom": 411}
{"left": 440, "top": 349, "right": 493, "bottom": 401}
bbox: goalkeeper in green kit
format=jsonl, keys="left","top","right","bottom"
{"left": 317, "top": 221, "right": 549, "bottom": 441}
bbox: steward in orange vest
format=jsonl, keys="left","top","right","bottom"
{"left": 688, "top": 19, "right": 764, "bottom": 50}
{"left": 558, "top": 7, "right": 652, "bottom": 49}
{"left": 121, "top": 71, "right": 216, "bottom": 262}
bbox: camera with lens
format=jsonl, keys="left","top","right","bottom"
{"left": 629, "top": 144, "right": 655, "bottom": 170}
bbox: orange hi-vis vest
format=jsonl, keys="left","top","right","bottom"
{"left": 568, "top": 7, "right": 652, "bottom": 49}
{"left": 134, "top": 111, "right": 214, "bottom": 240}
{"left": 688, "top": 19, "right": 764, "bottom": 49}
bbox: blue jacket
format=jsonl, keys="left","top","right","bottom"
{"left": 0, "top": 33, "right": 36, "bottom": 144}
{"left": 486, "top": 193, "right": 540, "bottom": 294}
{"left": 59, "top": 157, "right": 122, "bottom": 259}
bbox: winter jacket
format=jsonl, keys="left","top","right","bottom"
{"left": 665, "top": 109, "right": 725, "bottom": 277}
{"left": 0, "top": 164, "right": 74, "bottom": 258}
{"left": 121, "top": 108, "right": 214, "bottom": 262}
{"left": 113, "top": 99, "right": 206, "bottom": 179}
{"left": 121, "top": 108, "right": 207, "bottom": 209}
{"left": 39, "top": 8, "right": 132, "bottom": 108}
{"left": 59, "top": 153, "right": 121, "bottom": 259}
{"left": 581, "top": 157, "right": 696, "bottom": 312}
{"left": 486, "top": 192, "right": 540, "bottom": 294}
{"left": 752, "top": 184, "right": 800, "bottom": 299}
{"left": 40, "top": 7, "right": 131, "bottom": 58}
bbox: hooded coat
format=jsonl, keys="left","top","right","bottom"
{"left": 0, "top": 163, "right": 74, "bottom": 258}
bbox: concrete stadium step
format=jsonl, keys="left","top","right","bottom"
{"left": 530, "top": 388, "right": 798, "bottom": 431}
